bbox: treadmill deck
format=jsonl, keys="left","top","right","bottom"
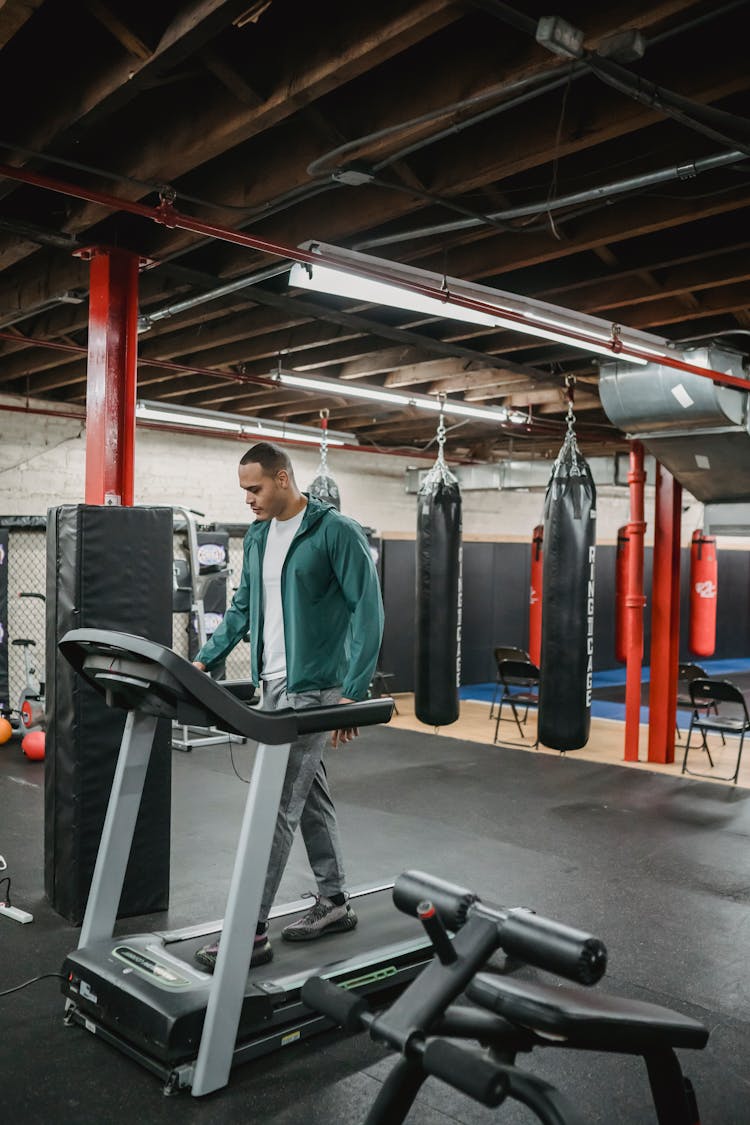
{"left": 62, "top": 888, "right": 432, "bottom": 1069}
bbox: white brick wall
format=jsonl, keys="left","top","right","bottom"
{"left": 0, "top": 391, "right": 707, "bottom": 544}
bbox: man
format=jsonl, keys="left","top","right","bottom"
{"left": 192, "top": 442, "right": 384, "bottom": 971}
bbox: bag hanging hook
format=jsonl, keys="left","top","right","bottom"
{"left": 319, "top": 408, "right": 329, "bottom": 470}
{"left": 435, "top": 392, "right": 447, "bottom": 464}
{"left": 565, "top": 374, "right": 577, "bottom": 434}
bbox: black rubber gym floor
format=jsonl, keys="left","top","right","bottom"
{"left": 1, "top": 725, "right": 749, "bottom": 1124}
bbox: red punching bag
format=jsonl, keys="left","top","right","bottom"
{"left": 614, "top": 526, "right": 630, "bottom": 664}
{"left": 529, "top": 524, "right": 543, "bottom": 666}
{"left": 689, "top": 530, "right": 717, "bottom": 657}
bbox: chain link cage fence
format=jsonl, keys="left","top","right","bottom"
{"left": 1, "top": 522, "right": 47, "bottom": 717}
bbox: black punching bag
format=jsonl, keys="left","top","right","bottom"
{"left": 415, "top": 456, "right": 462, "bottom": 726}
{"left": 538, "top": 429, "right": 596, "bottom": 751}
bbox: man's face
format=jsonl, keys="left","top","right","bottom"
{"left": 239, "top": 461, "right": 288, "bottom": 521}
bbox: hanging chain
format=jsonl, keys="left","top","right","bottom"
{"left": 319, "top": 408, "right": 329, "bottom": 472}
{"left": 565, "top": 374, "right": 577, "bottom": 435}
{"left": 436, "top": 393, "right": 447, "bottom": 464}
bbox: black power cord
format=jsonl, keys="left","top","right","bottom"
{"left": 0, "top": 973, "right": 66, "bottom": 998}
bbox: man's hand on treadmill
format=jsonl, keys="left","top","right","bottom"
{"left": 332, "top": 697, "right": 359, "bottom": 747}
{"left": 192, "top": 661, "right": 207, "bottom": 672}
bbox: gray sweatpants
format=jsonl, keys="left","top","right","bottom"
{"left": 258, "top": 677, "right": 347, "bottom": 926}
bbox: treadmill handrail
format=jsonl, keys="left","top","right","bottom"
{"left": 58, "top": 628, "right": 393, "bottom": 744}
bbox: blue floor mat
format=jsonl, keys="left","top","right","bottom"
{"left": 460, "top": 658, "right": 750, "bottom": 722}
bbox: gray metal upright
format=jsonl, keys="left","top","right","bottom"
{"left": 191, "top": 741, "right": 292, "bottom": 1097}
{"left": 78, "top": 711, "right": 158, "bottom": 948}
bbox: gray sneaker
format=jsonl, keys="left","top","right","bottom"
{"left": 281, "top": 894, "right": 358, "bottom": 942}
{"left": 195, "top": 932, "right": 273, "bottom": 973}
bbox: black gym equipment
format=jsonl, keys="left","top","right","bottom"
{"left": 538, "top": 390, "right": 597, "bottom": 752}
{"left": 46, "top": 504, "right": 173, "bottom": 924}
{"left": 171, "top": 505, "right": 239, "bottom": 751}
{"left": 57, "top": 629, "right": 433, "bottom": 1097}
{"left": 304, "top": 872, "right": 708, "bottom": 1125}
{"left": 415, "top": 408, "right": 462, "bottom": 728}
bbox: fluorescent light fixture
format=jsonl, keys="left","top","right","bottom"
{"left": 289, "top": 242, "right": 679, "bottom": 367}
{"left": 135, "top": 400, "right": 357, "bottom": 446}
{"left": 275, "top": 369, "right": 510, "bottom": 424}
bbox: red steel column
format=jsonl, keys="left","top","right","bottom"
{"left": 80, "top": 247, "right": 141, "bottom": 506}
{"left": 624, "top": 442, "right": 646, "bottom": 762}
{"left": 647, "top": 462, "right": 682, "bottom": 763}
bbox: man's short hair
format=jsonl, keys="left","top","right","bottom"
{"left": 239, "top": 441, "right": 294, "bottom": 478}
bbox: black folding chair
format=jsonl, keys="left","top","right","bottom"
{"left": 681, "top": 678, "right": 750, "bottom": 785}
{"left": 675, "top": 662, "right": 723, "bottom": 745}
{"left": 494, "top": 658, "right": 540, "bottom": 744}
{"left": 371, "top": 670, "right": 399, "bottom": 715}
{"left": 489, "top": 646, "right": 530, "bottom": 720}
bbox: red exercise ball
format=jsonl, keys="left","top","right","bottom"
{"left": 22, "top": 729, "right": 45, "bottom": 761}
{"left": 0, "top": 717, "right": 13, "bottom": 745}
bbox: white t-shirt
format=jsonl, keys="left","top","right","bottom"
{"left": 261, "top": 506, "right": 306, "bottom": 680}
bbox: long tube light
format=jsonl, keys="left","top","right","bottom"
{"left": 289, "top": 242, "right": 681, "bottom": 367}
{"left": 275, "top": 369, "right": 523, "bottom": 424}
{"left": 135, "top": 400, "right": 357, "bottom": 446}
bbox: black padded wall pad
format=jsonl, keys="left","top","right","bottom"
{"left": 45, "top": 505, "right": 173, "bottom": 924}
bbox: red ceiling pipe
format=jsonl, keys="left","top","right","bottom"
{"left": 0, "top": 330, "right": 276, "bottom": 389}
{"left": 647, "top": 461, "right": 682, "bottom": 764}
{"left": 80, "top": 247, "right": 142, "bottom": 506}
{"left": 623, "top": 442, "right": 646, "bottom": 762}
{"left": 1, "top": 161, "right": 749, "bottom": 391}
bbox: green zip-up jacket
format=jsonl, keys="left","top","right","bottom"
{"left": 196, "top": 496, "right": 384, "bottom": 701}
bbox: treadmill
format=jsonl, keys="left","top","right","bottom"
{"left": 57, "top": 629, "right": 433, "bottom": 1097}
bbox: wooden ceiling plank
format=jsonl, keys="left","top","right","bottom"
{"left": 198, "top": 45, "right": 265, "bottom": 106}
{"left": 0, "top": 0, "right": 44, "bottom": 49}
{"left": 0, "top": 0, "right": 460, "bottom": 269}
{"left": 412, "top": 185, "right": 750, "bottom": 284}
{"left": 428, "top": 369, "right": 533, "bottom": 393}
{"left": 539, "top": 243, "right": 750, "bottom": 310}
{"left": 0, "top": 0, "right": 259, "bottom": 227}
{"left": 82, "top": 0, "right": 153, "bottom": 59}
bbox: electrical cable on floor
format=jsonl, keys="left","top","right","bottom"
{"left": 0, "top": 973, "right": 66, "bottom": 998}
{"left": 229, "top": 739, "right": 250, "bottom": 784}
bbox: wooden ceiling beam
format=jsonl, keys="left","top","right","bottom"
{"left": 82, "top": 1, "right": 152, "bottom": 59}
{"left": 0, "top": 0, "right": 259, "bottom": 233}
{"left": 539, "top": 243, "right": 750, "bottom": 311}
{"left": 0, "top": 0, "right": 460, "bottom": 272}
{"left": 427, "top": 369, "right": 534, "bottom": 393}
{"left": 537, "top": 392, "right": 600, "bottom": 413}
{"left": 1, "top": 21, "right": 744, "bottom": 316}
{"left": 197, "top": 46, "right": 265, "bottom": 107}
{"left": 463, "top": 379, "right": 537, "bottom": 401}
{"left": 594, "top": 279, "right": 750, "bottom": 331}
{"left": 0, "top": 0, "right": 44, "bottom": 49}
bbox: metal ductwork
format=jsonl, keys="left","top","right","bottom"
{"left": 404, "top": 454, "right": 656, "bottom": 493}
{"left": 598, "top": 346, "right": 750, "bottom": 503}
